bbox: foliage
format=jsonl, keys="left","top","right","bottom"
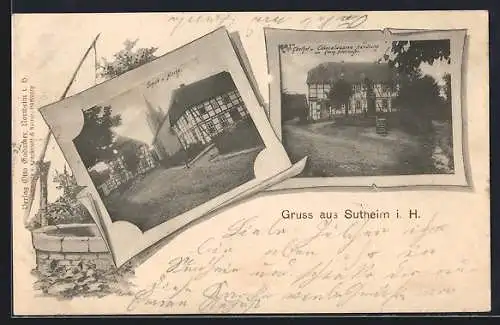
{"left": 120, "top": 143, "right": 142, "bottom": 175}
{"left": 27, "top": 166, "right": 93, "bottom": 230}
{"left": 28, "top": 199, "right": 94, "bottom": 230}
{"left": 53, "top": 165, "right": 82, "bottom": 200}
{"left": 32, "top": 259, "right": 135, "bottom": 300}
{"left": 438, "top": 73, "right": 453, "bottom": 121}
{"left": 213, "top": 119, "right": 264, "bottom": 154}
{"left": 328, "top": 78, "right": 353, "bottom": 116}
{"left": 185, "top": 143, "right": 206, "bottom": 161}
{"left": 443, "top": 73, "right": 451, "bottom": 105}
{"left": 89, "top": 169, "right": 110, "bottom": 187}
{"left": 281, "top": 92, "right": 308, "bottom": 123}
{"left": 98, "top": 39, "right": 158, "bottom": 80}
{"left": 386, "top": 40, "right": 451, "bottom": 79}
{"left": 393, "top": 75, "right": 443, "bottom": 135}
{"left": 73, "top": 105, "right": 122, "bottom": 168}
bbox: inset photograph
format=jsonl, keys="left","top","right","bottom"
{"left": 74, "top": 71, "right": 264, "bottom": 232}
{"left": 265, "top": 28, "right": 467, "bottom": 189}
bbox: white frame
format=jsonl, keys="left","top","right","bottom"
{"left": 264, "top": 28, "right": 469, "bottom": 191}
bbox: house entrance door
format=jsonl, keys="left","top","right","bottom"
{"left": 320, "top": 102, "right": 330, "bottom": 120}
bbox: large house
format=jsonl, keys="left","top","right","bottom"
{"left": 148, "top": 71, "right": 250, "bottom": 155}
{"left": 306, "top": 62, "right": 398, "bottom": 121}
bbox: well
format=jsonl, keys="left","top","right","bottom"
{"left": 32, "top": 223, "right": 115, "bottom": 274}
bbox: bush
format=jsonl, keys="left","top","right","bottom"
{"left": 185, "top": 143, "right": 206, "bottom": 160}
{"left": 398, "top": 108, "right": 434, "bottom": 136}
{"left": 159, "top": 143, "right": 206, "bottom": 168}
{"left": 27, "top": 197, "right": 94, "bottom": 230}
{"left": 32, "top": 259, "right": 135, "bottom": 299}
{"left": 213, "top": 119, "right": 264, "bottom": 154}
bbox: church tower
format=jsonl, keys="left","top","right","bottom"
{"left": 143, "top": 95, "right": 164, "bottom": 135}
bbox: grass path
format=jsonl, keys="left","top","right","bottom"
{"left": 103, "top": 149, "right": 260, "bottom": 232}
{"left": 283, "top": 120, "right": 432, "bottom": 177}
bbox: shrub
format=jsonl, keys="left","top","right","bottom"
{"left": 32, "top": 259, "right": 135, "bottom": 299}
{"left": 27, "top": 166, "right": 94, "bottom": 230}
{"left": 27, "top": 197, "right": 94, "bottom": 230}
{"left": 213, "top": 119, "right": 264, "bottom": 154}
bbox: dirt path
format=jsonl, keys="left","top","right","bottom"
{"left": 282, "top": 122, "right": 425, "bottom": 177}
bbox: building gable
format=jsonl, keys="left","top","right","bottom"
{"left": 168, "top": 71, "right": 237, "bottom": 127}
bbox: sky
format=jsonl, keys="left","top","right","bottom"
{"left": 280, "top": 41, "right": 452, "bottom": 95}
{"left": 88, "top": 55, "right": 218, "bottom": 146}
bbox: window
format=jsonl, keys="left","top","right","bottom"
{"left": 195, "top": 128, "right": 203, "bottom": 142}
{"left": 229, "top": 91, "right": 238, "bottom": 101}
{"left": 309, "top": 85, "right": 318, "bottom": 97}
{"left": 220, "top": 114, "right": 229, "bottom": 127}
{"left": 206, "top": 121, "right": 216, "bottom": 134}
{"left": 355, "top": 101, "right": 361, "bottom": 111}
{"left": 198, "top": 105, "right": 206, "bottom": 115}
{"left": 210, "top": 99, "right": 219, "bottom": 108}
{"left": 381, "top": 99, "right": 389, "bottom": 111}
{"left": 222, "top": 94, "right": 232, "bottom": 105}
{"left": 213, "top": 117, "right": 223, "bottom": 132}
{"left": 317, "top": 84, "right": 326, "bottom": 99}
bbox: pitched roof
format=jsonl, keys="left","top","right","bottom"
{"left": 168, "top": 71, "right": 237, "bottom": 126}
{"left": 306, "top": 62, "right": 395, "bottom": 85}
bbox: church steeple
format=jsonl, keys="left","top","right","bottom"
{"left": 143, "top": 95, "right": 163, "bottom": 135}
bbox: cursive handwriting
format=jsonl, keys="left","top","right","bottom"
{"left": 126, "top": 211, "right": 478, "bottom": 313}
{"left": 198, "top": 281, "right": 271, "bottom": 313}
{"left": 157, "top": 13, "right": 369, "bottom": 38}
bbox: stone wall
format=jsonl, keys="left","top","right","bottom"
{"left": 32, "top": 224, "right": 115, "bottom": 275}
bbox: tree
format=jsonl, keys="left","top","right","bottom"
{"left": 443, "top": 73, "right": 451, "bottom": 105}
{"left": 98, "top": 39, "right": 159, "bottom": 80}
{"left": 328, "top": 78, "right": 353, "bottom": 116}
{"left": 439, "top": 73, "right": 452, "bottom": 121}
{"left": 73, "top": 105, "right": 122, "bottom": 168}
{"left": 121, "top": 144, "right": 142, "bottom": 174}
{"left": 385, "top": 40, "right": 451, "bottom": 80}
{"left": 393, "top": 75, "right": 442, "bottom": 134}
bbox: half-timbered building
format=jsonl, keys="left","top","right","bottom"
{"left": 150, "top": 71, "right": 250, "bottom": 153}
{"left": 306, "top": 62, "right": 398, "bottom": 121}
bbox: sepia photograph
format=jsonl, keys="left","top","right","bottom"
{"left": 74, "top": 71, "right": 265, "bottom": 232}
{"left": 265, "top": 28, "right": 467, "bottom": 189}
{"left": 280, "top": 40, "right": 453, "bottom": 178}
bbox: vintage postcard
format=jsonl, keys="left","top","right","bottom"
{"left": 12, "top": 11, "right": 489, "bottom": 315}
{"left": 36, "top": 27, "right": 306, "bottom": 268}
{"left": 265, "top": 28, "right": 468, "bottom": 190}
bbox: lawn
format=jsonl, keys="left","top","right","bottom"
{"left": 102, "top": 147, "right": 262, "bottom": 232}
{"left": 283, "top": 118, "right": 448, "bottom": 178}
